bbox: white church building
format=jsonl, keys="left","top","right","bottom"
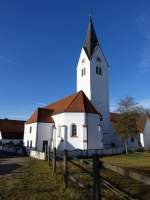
{"left": 23, "top": 18, "right": 127, "bottom": 153}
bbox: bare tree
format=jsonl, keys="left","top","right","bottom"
{"left": 117, "top": 96, "right": 138, "bottom": 113}
{"left": 116, "top": 96, "right": 139, "bottom": 154}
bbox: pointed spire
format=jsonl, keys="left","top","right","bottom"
{"left": 83, "top": 16, "right": 99, "bottom": 59}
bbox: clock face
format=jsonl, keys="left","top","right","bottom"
{"left": 82, "top": 58, "right": 85, "bottom": 63}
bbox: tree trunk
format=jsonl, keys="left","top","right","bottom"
{"left": 124, "top": 139, "right": 128, "bottom": 154}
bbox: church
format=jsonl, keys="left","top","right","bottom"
{"left": 23, "top": 17, "right": 122, "bottom": 152}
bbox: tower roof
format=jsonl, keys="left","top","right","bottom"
{"left": 83, "top": 17, "right": 99, "bottom": 59}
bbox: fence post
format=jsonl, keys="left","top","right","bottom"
{"left": 48, "top": 145, "right": 50, "bottom": 166}
{"left": 93, "top": 155, "right": 101, "bottom": 200}
{"left": 44, "top": 144, "right": 48, "bottom": 160}
{"left": 63, "top": 150, "right": 68, "bottom": 189}
{"left": 53, "top": 147, "right": 56, "bottom": 173}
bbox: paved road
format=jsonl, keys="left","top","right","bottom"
{"left": 0, "top": 151, "right": 28, "bottom": 176}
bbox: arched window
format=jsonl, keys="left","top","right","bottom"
{"left": 27, "top": 140, "right": 29, "bottom": 147}
{"left": 71, "top": 124, "right": 77, "bottom": 137}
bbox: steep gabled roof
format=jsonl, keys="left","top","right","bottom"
{"left": 45, "top": 90, "right": 100, "bottom": 116}
{"left": 26, "top": 108, "right": 54, "bottom": 124}
{"left": 83, "top": 17, "right": 99, "bottom": 59}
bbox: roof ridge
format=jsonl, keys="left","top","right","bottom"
{"left": 64, "top": 91, "right": 81, "bottom": 112}
{"left": 46, "top": 92, "right": 77, "bottom": 108}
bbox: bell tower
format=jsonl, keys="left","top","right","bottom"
{"left": 77, "top": 17, "right": 112, "bottom": 146}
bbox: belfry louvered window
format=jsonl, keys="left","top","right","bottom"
{"left": 81, "top": 68, "right": 86, "bottom": 77}
{"left": 96, "top": 66, "right": 99, "bottom": 74}
{"left": 96, "top": 66, "right": 102, "bottom": 75}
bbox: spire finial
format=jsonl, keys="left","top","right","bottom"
{"left": 89, "top": 13, "right": 92, "bottom": 21}
{"left": 83, "top": 14, "right": 99, "bottom": 59}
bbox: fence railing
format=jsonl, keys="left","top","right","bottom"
{"left": 47, "top": 148, "right": 150, "bottom": 200}
{"left": 48, "top": 147, "right": 125, "bottom": 160}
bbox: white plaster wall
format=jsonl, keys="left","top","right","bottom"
{"left": 52, "top": 113, "right": 85, "bottom": 151}
{"left": 36, "top": 123, "right": 54, "bottom": 152}
{"left": 90, "top": 47, "right": 109, "bottom": 129}
{"left": 76, "top": 47, "right": 115, "bottom": 148}
{"left": 52, "top": 112, "right": 103, "bottom": 151}
{"left": 23, "top": 123, "right": 37, "bottom": 148}
{"left": 76, "top": 47, "right": 109, "bottom": 131}
{"left": 86, "top": 113, "right": 103, "bottom": 149}
{"left": 77, "top": 48, "right": 91, "bottom": 98}
{"left": 143, "top": 119, "right": 150, "bottom": 149}
{"left": 30, "top": 150, "right": 45, "bottom": 160}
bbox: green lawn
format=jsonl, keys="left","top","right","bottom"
{"left": 0, "top": 151, "right": 150, "bottom": 200}
{"left": 101, "top": 151, "right": 150, "bottom": 199}
{"left": 101, "top": 151, "right": 150, "bottom": 176}
{"left": 0, "top": 158, "right": 88, "bottom": 200}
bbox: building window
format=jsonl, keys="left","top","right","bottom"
{"left": 29, "top": 126, "right": 32, "bottom": 133}
{"left": 99, "top": 67, "right": 102, "bottom": 75}
{"left": 71, "top": 124, "right": 77, "bottom": 137}
{"left": 84, "top": 68, "right": 86, "bottom": 75}
{"left": 30, "top": 140, "right": 32, "bottom": 148}
{"left": 100, "top": 115, "right": 103, "bottom": 121}
{"left": 82, "top": 58, "right": 85, "bottom": 63}
{"left": 96, "top": 56, "right": 101, "bottom": 62}
{"left": 96, "top": 66, "right": 102, "bottom": 75}
{"left": 131, "top": 137, "right": 134, "bottom": 142}
{"left": 27, "top": 140, "right": 29, "bottom": 147}
{"left": 96, "top": 66, "right": 99, "bottom": 74}
{"left": 81, "top": 68, "right": 86, "bottom": 77}
{"left": 81, "top": 69, "right": 84, "bottom": 76}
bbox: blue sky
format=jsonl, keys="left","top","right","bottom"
{"left": 0, "top": 0, "right": 150, "bottom": 120}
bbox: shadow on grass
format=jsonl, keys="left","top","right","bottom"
{"left": 0, "top": 163, "right": 22, "bottom": 175}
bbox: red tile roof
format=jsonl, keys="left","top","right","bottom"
{"left": 26, "top": 108, "right": 54, "bottom": 124}
{"left": 0, "top": 119, "right": 25, "bottom": 139}
{"left": 26, "top": 91, "right": 101, "bottom": 124}
{"left": 45, "top": 90, "right": 100, "bottom": 115}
